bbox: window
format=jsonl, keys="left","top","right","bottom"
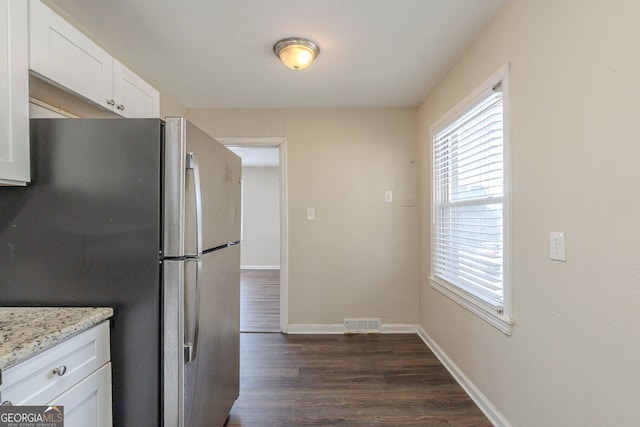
{"left": 430, "top": 65, "right": 512, "bottom": 334}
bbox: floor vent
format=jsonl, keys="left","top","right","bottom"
{"left": 344, "top": 318, "right": 381, "bottom": 334}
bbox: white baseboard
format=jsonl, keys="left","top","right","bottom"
{"left": 241, "top": 265, "right": 280, "bottom": 270}
{"left": 286, "top": 323, "right": 418, "bottom": 334}
{"left": 287, "top": 324, "right": 343, "bottom": 334}
{"left": 381, "top": 323, "right": 417, "bottom": 333}
{"left": 417, "top": 326, "right": 510, "bottom": 427}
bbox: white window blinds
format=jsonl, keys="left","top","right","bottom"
{"left": 432, "top": 85, "right": 505, "bottom": 311}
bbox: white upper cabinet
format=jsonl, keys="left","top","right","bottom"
{"left": 113, "top": 59, "right": 160, "bottom": 118}
{"left": 28, "top": 0, "right": 113, "bottom": 111}
{"left": 28, "top": 0, "right": 159, "bottom": 118}
{"left": 0, "top": 0, "right": 30, "bottom": 185}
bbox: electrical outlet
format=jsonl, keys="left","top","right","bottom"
{"left": 550, "top": 232, "right": 566, "bottom": 262}
{"left": 306, "top": 208, "right": 315, "bottom": 221}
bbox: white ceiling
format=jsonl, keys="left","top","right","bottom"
{"left": 227, "top": 146, "right": 280, "bottom": 168}
{"left": 46, "top": 0, "right": 507, "bottom": 109}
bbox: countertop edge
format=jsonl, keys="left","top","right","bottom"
{"left": 0, "top": 307, "right": 114, "bottom": 374}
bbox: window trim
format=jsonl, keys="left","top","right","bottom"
{"left": 429, "top": 64, "right": 513, "bottom": 335}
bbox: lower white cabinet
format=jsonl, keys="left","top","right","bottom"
{"left": 0, "top": 321, "right": 112, "bottom": 427}
{"left": 48, "top": 363, "right": 112, "bottom": 427}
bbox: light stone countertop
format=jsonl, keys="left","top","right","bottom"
{"left": 0, "top": 307, "right": 113, "bottom": 373}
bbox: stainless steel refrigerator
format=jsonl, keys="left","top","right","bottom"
{"left": 0, "top": 117, "right": 241, "bottom": 427}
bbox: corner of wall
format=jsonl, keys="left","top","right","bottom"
{"left": 416, "top": 326, "right": 511, "bottom": 427}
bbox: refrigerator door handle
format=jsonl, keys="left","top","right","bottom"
{"left": 184, "top": 257, "right": 202, "bottom": 363}
{"left": 186, "top": 152, "right": 203, "bottom": 258}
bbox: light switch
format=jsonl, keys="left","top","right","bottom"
{"left": 550, "top": 232, "right": 566, "bottom": 262}
{"left": 384, "top": 191, "right": 393, "bottom": 203}
{"left": 306, "top": 208, "right": 315, "bottom": 221}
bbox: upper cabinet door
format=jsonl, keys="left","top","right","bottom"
{"left": 113, "top": 60, "right": 160, "bottom": 118}
{"left": 0, "top": 0, "right": 30, "bottom": 185}
{"left": 29, "top": 0, "right": 114, "bottom": 111}
{"left": 28, "top": 0, "right": 160, "bottom": 118}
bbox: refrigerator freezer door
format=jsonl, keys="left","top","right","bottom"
{"left": 164, "top": 118, "right": 241, "bottom": 257}
{"left": 163, "top": 246, "right": 240, "bottom": 427}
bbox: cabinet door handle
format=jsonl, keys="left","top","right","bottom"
{"left": 116, "top": 104, "right": 125, "bottom": 111}
{"left": 106, "top": 99, "right": 115, "bottom": 106}
{"left": 52, "top": 365, "right": 67, "bottom": 376}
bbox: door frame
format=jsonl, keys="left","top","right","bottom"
{"left": 217, "top": 137, "right": 289, "bottom": 333}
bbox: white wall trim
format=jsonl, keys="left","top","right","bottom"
{"left": 241, "top": 265, "right": 280, "bottom": 270}
{"left": 381, "top": 323, "right": 417, "bottom": 334}
{"left": 430, "top": 277, "right": 513, "bottom": 335}
{"left": 417, "top": 326, "right": 511, "bottom": 427}
{"left": 218, "top": 137, "right": 289, "bottom": 333}
{"left": 217, "top": 137, "right": 286, "bottom": 146}
{"left": 29, "top": 98, "right": 78, "bottom": 118}
{"left": 287, "top": 324, "right": 344, "bottom": 334}
{"left": 287, "top": 323, "right": 418, "bottom": 335}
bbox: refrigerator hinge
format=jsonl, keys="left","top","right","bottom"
{"left": 186, "top": 152, "right": 195, "bottom": 169}
{"left": 184, "top": 343, "right": 194, "bottom": 363}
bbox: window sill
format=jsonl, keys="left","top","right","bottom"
{"left": 429, "top": 276, "right": 513, "bottom": 335}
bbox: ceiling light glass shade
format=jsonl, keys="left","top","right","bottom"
{"left": 273, "top": 37, "right": 320, "bottom": 71}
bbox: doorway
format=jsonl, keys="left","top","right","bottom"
{"left": 221, "top": 138, "right": 288, "bottom": 333}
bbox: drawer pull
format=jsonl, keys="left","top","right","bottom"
{"left": 52, "top": 365, "right": 67, "bottom": 376}
{"left": 1, "top": 401, "right": 12, "bottom": 406}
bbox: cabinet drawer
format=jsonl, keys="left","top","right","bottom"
{"left": 0, "top": 321, "right": 110, "bottom": 405}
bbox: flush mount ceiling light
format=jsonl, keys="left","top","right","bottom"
{"left": 273, "top": 37, "right": 320, "bottom": 71}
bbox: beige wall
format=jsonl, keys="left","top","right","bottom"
{"left": 241, "top": 167, "right": 280, "bottom": 268}
{"left": 418, "top": 0, "right": 640, "bottom": 424}
{"left": 188, "top": 108, "right": 419, "bottom": 326}
{"left": 160, "top": 92, "right": 186, "bottom": 118}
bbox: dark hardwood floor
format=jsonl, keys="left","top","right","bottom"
{"left": 226, "top": 333, "right": 491, "bottom": 426}
{"left": 240, "top": 269, "right": 280, "bottom": 333}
